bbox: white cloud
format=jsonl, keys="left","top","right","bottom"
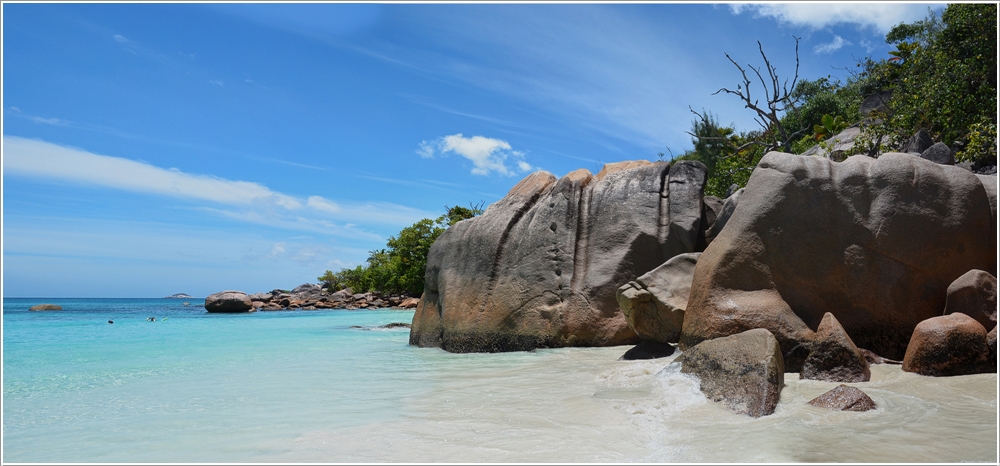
{"left": 306, "top": 195, "right": 341, "bottom": 213}
{"left": 113, "top": 34, "right": 135, "bottom": 46}
{"left": 268, "top": 242, "right": 287, "bottom": 257}
{"left": 417, "top": 133, "right": 532, "bottom": 176}
{"left": 814, "top": 35, "right": 850, "bottom": 54}
{"left": 9, "top": 106, "right": 21, "bottom": 113}
{"left": 28, "top": 116, "right": 67, "bottom": 125}
{"left": 416, "top": 140, "right": 436, "bottom": 158}
{"left": 2, "top": 136, "right": 436, "bottom": 229}
{"left": 209, "top": 79, "right": 224, "bottom": 87}
{"left": 730, "top": 4, "right": 943, "bottom": 33}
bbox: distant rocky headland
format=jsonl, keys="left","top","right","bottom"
{"left": 165, "top": 293, "right": 193, "bottom": 299}
{"left": 203, "top": 283, "right": 420, "bottom": 313}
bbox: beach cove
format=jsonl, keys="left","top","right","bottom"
{"left": 2, "top": 298, "right": 995, "bottom": 463}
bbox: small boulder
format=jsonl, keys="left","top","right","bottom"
{"left": 249, "top": 292, "right": 273, "bottom": 303}
{"left": 808, "top": 385, "right": 876, "bottom": 412}
{"left": 29, "top": 304, "right": 62, "bottom": 311}
{"left": 400, "top": 297, "right": 420, "bottom": 309}
{"left": 619, "top": 341, "right": 676, "bottom": 360}
{"left": 671, "top": 328, "right": 784, "bottom": 417}
{"left": 944, "top": 270, "right": 997, "bottom": 330}
{"left": 899, "top": 129, "right": 934, "bottom": 154}
{"left": 920, "top": 142, "right": 955, "bottom": 165}
{"left": 902, "top": 313, "right": 992, "bottom": 376}
{"left": 205, "top": 291, "right": 253, "bottom": 313}
{"left": 616, "top": 252, "right": 701, "bottom": 343}
{"left": 801, "top": 313, "right": 871, "bottom": 382}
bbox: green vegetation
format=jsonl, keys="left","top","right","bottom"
{"left": 318, "top": 203, "right": 484, "bottom": 296}
{"left": 676, "top": 4, "right": 996, "bottom": 196}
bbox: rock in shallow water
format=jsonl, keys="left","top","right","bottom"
{"left": 800, "top": 312, "right": 870, "bottom": 383}
{"left": 29, "top": 304, "right": 62, "bottom": 311}
{"left": 670, "top": 328, "right": 784, "bottom": 417}
{"left": 808, "top": 385, "right": 876, "bottom": 412}
{"left": 205, "top": 291, "right": 253, "bottom": 313}
{"left": 902, "top": 313, "right": 993, "bottom": 376}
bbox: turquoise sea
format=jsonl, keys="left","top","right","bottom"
{"left": 3, "top": 298, "right": 997, "bottom": 463}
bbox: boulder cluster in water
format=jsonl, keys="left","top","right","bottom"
{"left": 408, "top": 149, "right": 997, "bottom": 417}
{"left": 204, "top": 283, "right": 420, "bottom": 313}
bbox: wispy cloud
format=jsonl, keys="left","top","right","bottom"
{"left": 417, "top": 133, "right": 533, "bottom": 176}
{"left": 209, "top": 79, "right": 224, "bottom": 87}
{"left": 3, "top": 136, "right": 436, "bottom": 229}
{"left": 729, "top": 4, "right": 943, "bottom": 33}
{"left": 814, "top": 35, "right": 850, "bottom": 54}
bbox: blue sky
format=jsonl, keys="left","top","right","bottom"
{"left": 3, "top": 3, "right": 942, "bottom": 298}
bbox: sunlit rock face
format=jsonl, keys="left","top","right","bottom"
{"left": 681, "top": 152, "right": 996, "bottom": 365}
{"left": 410, "top": 160, "right": 711, "bottom": 352}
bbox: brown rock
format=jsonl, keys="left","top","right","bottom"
{"left": 29, "top": 304, "right": 62, "bottom": 311}
{"left": 808, "top": 385, "right": 876, "bottom": 411}
{"left": 944, "top": 269, "right": 997, "bottom": 330}
{"left": 902, "top": 313, "right": 993, "bottom": 376}
{"left": 616, "top": 252, "right": 701, "bottom": 343}
{"left": 205, "top": 291, "right": 253, "bottom": 313}
{"left": 411, "top": 161, "right": 710, "bottom": 352}
{"left": 672, "top": 328, "right": 784, "bottom": 417}
{"left": 681, "top": 152, "right": 996, "bottom": 367}
{"left": 801, "top": 313, "right": 871, "bottom": 382}
{"left": 400, "top": 297, "right": 420, "bottom": 309}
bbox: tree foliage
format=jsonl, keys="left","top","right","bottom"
{"left": 318, "top": 203, "right": 484, "bottom": 296}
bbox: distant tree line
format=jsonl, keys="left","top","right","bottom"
{"left": 674, "top": 3, "right": 996, "bottom": 198}
{"left": 318, "top": 203, "right": 484, "bottom": 296}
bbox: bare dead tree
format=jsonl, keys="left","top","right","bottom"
{"left": 710, "top": 37, "right": 808, "bottom": 153}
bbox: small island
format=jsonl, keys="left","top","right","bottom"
{"left": 165, "top": 293, "right": 193, "bottom": 299}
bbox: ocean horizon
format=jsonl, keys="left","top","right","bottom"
{"left": 3, "top": 297, "right": 997, "bottom": 462}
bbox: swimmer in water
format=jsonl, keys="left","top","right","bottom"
{"left": 108, "top": 320, "right": 114, "bottom": 324}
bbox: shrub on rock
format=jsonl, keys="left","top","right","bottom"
{"left": 902, "top": 313, "right": 992, "bottom": 376}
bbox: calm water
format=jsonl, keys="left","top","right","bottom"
{"left": 2, "top": 298, "right": 997, "bottom": 462}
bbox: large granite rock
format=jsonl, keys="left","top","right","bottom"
{"left": 943, "top": 270, "right": 997, "bottom": 330}
{"left": 205, "top": 291, "right": 254, "bottom": 313}
{"left": 902, "top": 313, "right": 993, "bottom": 376}
{"left": 670, "top": 328, "right": 784, "bottom": 417}
{"left": 681, "top": 152, "right": 996, "bottom": 366}
{"left": 410, "top": 161, "right": 709, "bottom": 352}
{"left": 616, "top": 252, "right": 701, "bottom": 343}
